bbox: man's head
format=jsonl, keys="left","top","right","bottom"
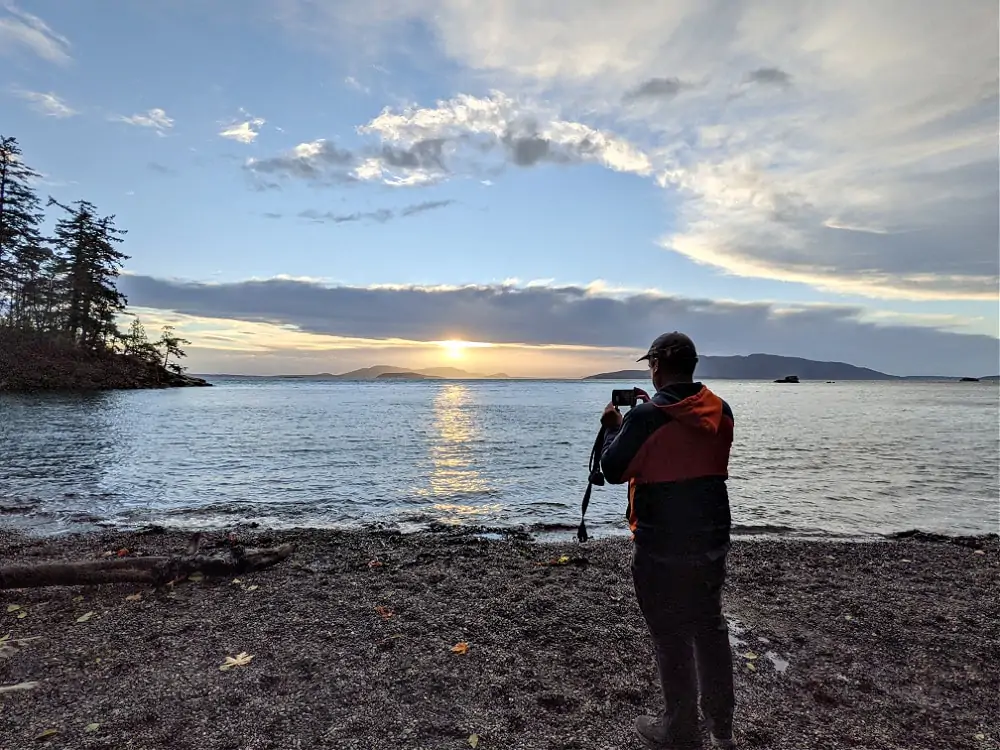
{"left": 637, "top": 331, "right": 698, "bottom": 389}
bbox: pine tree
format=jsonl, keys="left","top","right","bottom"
{"left": 49, "top": 199, "right": 130, "bottom": 349}
{"left": 157, "top": 325, "right": 191, "bottom": 374}
{"left": 124, "top": 316, "right": 159, "bottom": 361}
{"left": 0, "top": 135, "right": 47, "bottom": 327}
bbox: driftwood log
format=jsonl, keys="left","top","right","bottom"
{"left": 0, "top": 533, "right": 294, "bottom": 590}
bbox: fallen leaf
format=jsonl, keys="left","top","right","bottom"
{"left": 219, "top": 652, "right": 253, "bottom": 671}
{"left": 746, "top": 662, "right": 756, "bottom": 672}
{"left": 974, "top": 550, "right": 986, "bottom": 556}
{"left": 76, "top": 612, "right": 95, "bottom": 623}
{"left": 743, "top": 651, "right": 758, "bottom": 660}
{"left": 368, "top": 559, "right": 384, "bottom": 568}
{"left": 188, "top": 572, "right": 205, "bottom": 583}
{"left": 845, "top": 614, "right": 854, "bottom": 621}
{"left": 901, "top": 559, "right": 912, "bottom": 563}
{"left": 6, "top": 604, "right": 21, "bottom": 613}
{"left": 974, "top": 733, "right": 986, "bottom": 741}
{"left": 246, "top": 584, "right": 259, "bottom": 592}
{"left": 35, "top": 728, "right": 58, "bottom": 740}
{"left": 125, "top": 593, "right": 142, "bottom": 602}
{"left": 116, "top": 548, "right": 129, "bottom": 557}
{"left": 100, "top": 551, "right": 114, "bottom": 558}
{"left": 72, "top": 596, "right": 84, "bottom": 603}
{"left": 558, "top": 554, "right": 570, "bottom": 564}
{"left": 0, "top": 681, "right": 38, "bottom": 694}
{"left": 451, "top": 642, "right": 469, "bottom": 655}
{"left": 16, "top": 611, "right": 26, "bottom": 619}
{"left": 469, "top": 733, "right": 480, "bottom": 748}
{"left": 375, "top": 606, "right": 394, "bottom": 619}
{"left": 84, "top": 723, "right": 100, "bottom": 733}
{"left": 231, "top": 578, "right": 243, "bottom": 585}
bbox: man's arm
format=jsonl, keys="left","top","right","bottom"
{"left": 600, "top": 403, "right": 661, "bottom": 484}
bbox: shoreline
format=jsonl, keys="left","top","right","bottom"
{"left": 1, "top": 526, "right": 997, "bottom": 749}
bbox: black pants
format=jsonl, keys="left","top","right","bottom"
{"left": 631, "top": 543, "right": 735, "bottom": 743}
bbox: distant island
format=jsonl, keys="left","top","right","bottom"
{"left": 281, "top": 365, "right": 511, "bottom": 381}
{"left": 0, "top": 135, "right": 207, "bottom": 393}
{"left": 583, "top": 354, "right": 1000, "bottom": 382}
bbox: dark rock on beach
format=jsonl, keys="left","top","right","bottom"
{"left": 0, "top": 528, "right": 996, "bottom": 750}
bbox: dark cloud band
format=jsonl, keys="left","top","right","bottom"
{"left": 117, "top": 275, "right": 999, "bottom": 376}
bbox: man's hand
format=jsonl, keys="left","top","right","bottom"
{"left": 633, "top": 388, "right": 651, "bottom": 403}
{"left": 601, "top": 402, "right": 623, "bottom": 430}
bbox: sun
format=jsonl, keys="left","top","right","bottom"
{"left": 439, "top": 340, "right": 468, "bottom": 360}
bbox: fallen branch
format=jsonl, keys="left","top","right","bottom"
{"left": 0, "top": 535, "right": 295, "bottom": 590}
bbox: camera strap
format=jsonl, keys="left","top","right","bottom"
{"left": 577, "top": 425, "right": 607, "bottom": 543}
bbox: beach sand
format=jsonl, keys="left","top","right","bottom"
{"left": 0, "top": 526, "right": 996, "bottom": 750}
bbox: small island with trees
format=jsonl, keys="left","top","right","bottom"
{"left": 0, "top": 135, "right": 208, "bottom": 392}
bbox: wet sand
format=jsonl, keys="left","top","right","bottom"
{"left": 0, "top": 526, "right": 997, "bottom": 750}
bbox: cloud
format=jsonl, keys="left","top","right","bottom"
{"left": 245, "top": 91, "right": 653, "bottom": 189}
{"left": 12, "top": 88, "right": 76, "bottom": 117}
{"left": 269, "top": 0, "right": 999, "bottom": 303}
{"left": 0, "top": 2, "right": 70, "bottom": 64}
{"left": 300, "top": 207, "right": 393, "bottom": 224}
{"left": 245, "top": 139, "right": 355, "bottom": 185}
{"left": 297, "top": 199, "right": 453, "bottom": 224}
{"left": 147, "top": 161, "right": 176, "bottom": 175}
{"left": 344, "top": 76, "right": 370, "bottom": 93}
{"left": 400, "top": 200, "right": 453, "bottom": 216}
{"left": 117, "top": 274, "right": 1000, "bottom": 376}
{"left": 220, "top": 110, "right": 265, "bottom": 144}
{"left": 112, "top": 108, "right": 174, "bottom": 134}
{"left": 744, "top": 67, "right": 792, "bottom": 88}
{"left": 623, "top": 77, "right": 692, "bottom": 102}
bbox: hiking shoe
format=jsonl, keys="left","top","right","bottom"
{"left": 702, "top": 716, "right": 735, "bottom": 749}
{"left": 634, "top": 715, "right": 703, "bottom": 750}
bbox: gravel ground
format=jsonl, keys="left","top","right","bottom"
{"left": 0, "top": 526, "right": 997, "bottom": 750}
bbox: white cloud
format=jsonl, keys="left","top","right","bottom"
{"left": 271, "top": 0, "right": 999, "bottom": 303}
{"left": 13, "top": 88, "right": 76, "bottom": 118}
{"left": 344, "top": 76, "right": 369, "bottom": 93}
{"left": 112, "top": 108, "right": 174, "bottom": 135}
{"left": 220, "top": 119, "right": 264, "bottom": 144}
{"left": 0, "top": 2, "right": 71, "bottom": 64}
{"left": 219, "top": 109, "right": 265, "bottom": 144}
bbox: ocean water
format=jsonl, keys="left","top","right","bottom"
{"left": 1, "top": 379, "right": 997, "bottom": 538}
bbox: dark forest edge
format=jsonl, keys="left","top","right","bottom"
{"left": 0, "top": 135, "right": 209, "bottom": 392}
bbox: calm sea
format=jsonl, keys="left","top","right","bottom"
{"left": 1, "top": 379, "right": 997, "bottom": 538}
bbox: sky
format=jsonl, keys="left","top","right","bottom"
{"left": 1, "top": 0, "right": 998, "bottom": 377}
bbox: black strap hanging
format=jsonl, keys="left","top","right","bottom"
{"left": 577, "top": 426, "right": 607, "bottom": 543}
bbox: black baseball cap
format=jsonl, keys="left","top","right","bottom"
{"left": 637, "top": 331, "right": 698, "bottom": 363}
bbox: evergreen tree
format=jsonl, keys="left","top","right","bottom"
{"left": 48, "top": 199, "right": 130, "bottom": 349}
{"left": 157, "top": 325, "right": 191, "bottom": 373}
{"left": 124, "top": 316, "right": 159, "bottom": 361}
{"left": 0, "top": 135, "right": 47, "bottom": 326}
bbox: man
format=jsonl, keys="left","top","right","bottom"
{"left": 599, "top": 332, "right": 736, "bottom": 750}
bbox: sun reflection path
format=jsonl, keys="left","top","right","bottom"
{"left": 414, "top": 384, "right": 500, "bottom": 523}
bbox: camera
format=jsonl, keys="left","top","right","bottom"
{"left": 611, "top": 388, "right": 639, "bottom": 408}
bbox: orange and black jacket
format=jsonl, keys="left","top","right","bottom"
{"left": 600, "top": 382, "right": 733, "bottom": 557}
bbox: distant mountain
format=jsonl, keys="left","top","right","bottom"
{"left": 584, "top": 353, "right": 896, "bottom": 381}
{"left": 279, "top": 365, "right": 510, "bottom": 381}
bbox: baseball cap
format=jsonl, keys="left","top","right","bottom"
{"left": 637, "top": 331, "right": 698, "bottom": 363}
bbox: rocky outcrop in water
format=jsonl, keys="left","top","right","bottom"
{"left": 0, "top": 330, "right": 211, "bottom": 392}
